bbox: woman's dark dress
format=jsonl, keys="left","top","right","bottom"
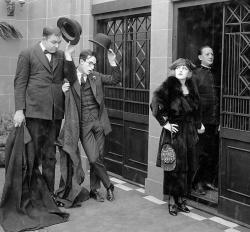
{"left": 150, "top": 76, "right": 201, "bottom": 197}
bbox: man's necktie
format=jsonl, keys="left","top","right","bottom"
{"left": 44, "top": 50, "right": 50, "bottom": 55}
{"left": 44, "top": 50, "right": 53, "bottom": 69}
{"left": 81, "top": 74, "right": 86, "bottom": 86}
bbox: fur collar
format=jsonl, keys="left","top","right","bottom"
{"left": 153, "top": 75, "right": 199, "bottom": 109}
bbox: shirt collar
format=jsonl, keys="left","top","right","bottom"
{"left": 40, "top": 42, "right": 46, "bottom": 52}
{"left": 201, "top": 64, "right": 211, "bottom": 70}
{"left": 77, "top": 69, "right": 87, "bottom": 84}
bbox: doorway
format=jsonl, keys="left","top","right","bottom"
{"left": 95, "top": 12, "right": 151, "bottom": 185}
{"left": 176, "top": 2, "right": 223, "bottom": 206}
{"left": 174, "top": 0, "right": 250, "bottom": 225}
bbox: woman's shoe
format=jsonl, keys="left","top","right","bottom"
{"left": 177, "top": 200, "right": 190, "bottom": 213}
{"left": 168, "top": 204, "right": 178, "bottom": 216}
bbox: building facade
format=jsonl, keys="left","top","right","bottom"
{"left": 0, "top": 0, "right": 249, "bottom": 227}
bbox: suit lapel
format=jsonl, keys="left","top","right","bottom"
{"left": 72, "top": 72, "right": 99, "bottom": 105}
{"left": 52, "top": 52, "right": 59, "bottom": 72}
{"left": 73, "top": 78, "right": 81, "bottom": 97}
{"left": 88, "top": 73, "right": 97, "bottom": 98}
{"left": 34, "top": 43, "right": 51, "bottom": 72}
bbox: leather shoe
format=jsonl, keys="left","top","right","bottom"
{"left": 194, "top": 182, "right": 207, "bottom": 195}
{"left": 51, "top": 194, "right": 65, "bottom": 207}
{"left": 89, "top": 189, "right": 105, "bottom": 202}
{"left": 169, "top": 204, "right": 178, "bottom": 216}
{"left": 177, "top": 200, "right": 190, "bottom": 213}
{"left": 204, "top": 183, "right": 217, "bottom": 191}
{"left": 106, "top": 184, "right": 115, "bottom": 201}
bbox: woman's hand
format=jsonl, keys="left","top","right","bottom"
{"left": 197, "top": 123, "right": 205, "bottom": 134}
{"left": 62, "top": 82, "right": 70, "bottom": 93}
{"left": 163, "top": 122, "right": 179, "bottom": 133}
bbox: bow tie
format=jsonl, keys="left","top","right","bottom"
{"left": 44, "top": 50, "right": 52, "bottom": 54}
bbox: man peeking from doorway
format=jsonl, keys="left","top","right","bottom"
{"left": 192, "top": 46, "right": 220, "bottom": 195}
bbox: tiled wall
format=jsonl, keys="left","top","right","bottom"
{"left": 0, "top": 0, "right": 28, "bottom": 113}
{"left": 0, "top": 0, "right": 94, "bottom": 114}
{"left": 145, "top": 0, "right": 174, "bottom": 199}
{"left": 28, "top": 0, "right": 94, "bottom": 60}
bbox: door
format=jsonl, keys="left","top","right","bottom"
{"left": 174, "top": 0, "right": 250, "bottom": 224}
{"left": 219, "top": 0, "right": 250, "bottom": 224}
{"left": 96, "top": 13, "right": 151, "bottom": 185}
{"left": 174, "top": 1, "right": 224, "bottom": 206}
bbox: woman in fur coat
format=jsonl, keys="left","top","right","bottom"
{"left": 150, "top": 58, "right": 204, "bottom": 216}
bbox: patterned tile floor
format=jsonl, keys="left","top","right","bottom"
{"left": 110, "top": 177, "right": 250, "bottom": 232}
{"left": 0, "top": 167, "right": 249, "bottom": 232}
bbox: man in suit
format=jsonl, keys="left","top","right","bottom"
{"left": 13, "top": 26, "right": 74, "bottom": 195}
{"left": 192, "top": 45, "right": 220, "bottom": 195}
{"left": 63, "top": 48, "right": 121, "bottom": 202}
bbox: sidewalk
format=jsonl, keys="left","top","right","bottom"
{"left": 0, "top": 166, "right": 249, "bottom": 232}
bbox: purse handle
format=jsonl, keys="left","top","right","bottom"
{"left": 170, "top": 124, "right": 174, "bottom": 145}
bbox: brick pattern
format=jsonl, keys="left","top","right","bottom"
{"left": 0, "top": 0, "right": 95, "bottom": 113}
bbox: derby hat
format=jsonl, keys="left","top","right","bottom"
{"left": 57, "top": 17, "right": 82, "bottom": 45}
{"left": 89, "top": 33, "right": 111, "bottom": 50}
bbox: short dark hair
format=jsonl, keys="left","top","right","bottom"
{"left": 42, "top": 27, "right": 61, "bottom": 37}
{"left": 79, "top": 49, "right": 96, "bottom": 62}
{"left": 198, "top": 45, "right": 213, "bottom": 56}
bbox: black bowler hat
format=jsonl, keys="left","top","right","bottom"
{"left": 57, "top": 17, "right": 82, "bottom": 45}
{"left": 89, "top": 33, "right": 111, "bottom": 50}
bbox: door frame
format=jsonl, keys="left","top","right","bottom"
{"left": 172, "top": 0, "right": 230, "bottom": 61}
{"left": 172, "top": 0, "right": 250, "bottom": 227}
{"left": 92, "top": 5, "right": 151, "bottom": 185}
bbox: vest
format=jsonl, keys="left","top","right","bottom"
{"left": 80, "top": 78, "right": 99, "bottom": 122}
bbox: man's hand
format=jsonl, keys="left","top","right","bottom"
{"left": 13, "top": 110, "right": 25, "bottom": 127}
{"left": 64, "top": 42, "right": 75, "bottom": 61}
{"left": 62, "top": 82, "right": 70, "bottom": 93}
{"left": 163, "top": 122, "right": 179, "bottom": 133}
{"left": 107, "top": 49, "right": 117, "bottom": 66}
{"left": 197, "top": 123, "right": 205, "bottom": 134}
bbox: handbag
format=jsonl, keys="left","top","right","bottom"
{"left": 160, "top": 127, "right": 176, "bottom": 171}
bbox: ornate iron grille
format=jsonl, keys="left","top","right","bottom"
{"left": 222, "top": 0, "right": 250, "bottom": 130}
{"left": 103, "top": 14, "right": 151, "bottom": 116}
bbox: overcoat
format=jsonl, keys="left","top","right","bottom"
{"left": 150, "top": 76, "right": 201, "bottom": 195}
{"left": 55, "top": 86, "right": 90, "bottom": 208}
{"left": 0, "top": 125, "right": 69, "bottom": 232}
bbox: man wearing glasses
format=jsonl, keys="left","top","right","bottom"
{"left": 63, "top": 48, "right": 121, "bottom": 202}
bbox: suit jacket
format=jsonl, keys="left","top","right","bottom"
{"left": 192, "top": 66, "right": 219, "bottom": 125}
{"left": 14, "top": 43, "right": 74, "bottom": 120}
{"left": 64, "top": 60, "right": 121, "bottom": 135}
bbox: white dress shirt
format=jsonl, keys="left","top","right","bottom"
{"left": 77, "top": 69, "right": 87, "bottom": 84}
{"left": 40, "top": 42, "right": 52, "bottom": 62}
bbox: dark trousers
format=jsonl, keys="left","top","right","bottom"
{"left": 80, "top": 120, "right": 111, "bottom": 190}
{"left": 26, "top": 118, "right": 62, "bottom": 193}
{"left": 194, "top": 124, "right": 219, "bottom": 186}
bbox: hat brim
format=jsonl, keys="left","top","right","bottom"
{"left": 89, "top": 39, "right": 109, "bottom": 50}
{"left": 57, "top": 17, "right": 81, "bottom": 45}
